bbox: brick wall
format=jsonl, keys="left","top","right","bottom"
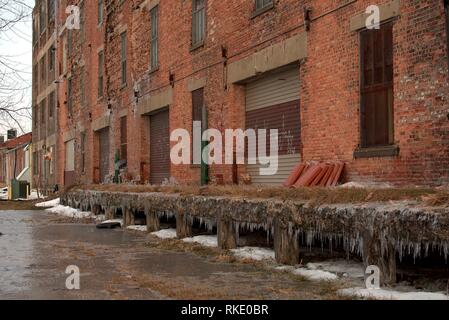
{"left": 40, "top": 0, "right": 449, "bottom": 188}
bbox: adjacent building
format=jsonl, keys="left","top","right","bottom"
{"left": 0, "top": 131, "right": 33, "bottom": 186}
{"left": 32, "top": 0, "right": 449, "bottom": 190}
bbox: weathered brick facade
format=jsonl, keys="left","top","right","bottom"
{"left": 33, "top": 0, "right": 449, "bottom": 189}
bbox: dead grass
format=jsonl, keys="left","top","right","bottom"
{"left": 75, "top": 184, "right": 446, "bottom": 206}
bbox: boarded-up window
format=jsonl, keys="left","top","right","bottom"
{"left": 98, "top": 51, "right": 104, "bottom": 97}
{"left": 121, "top": 32, "right": 127, "bottom": 86}
{"left": 150, "top": 6, "right": 159, "bottom": 69}
{"left": 65, "top": 139, "right": 75, "bottom": 172}
{"left": 192, "top": 0, "right": 205, "bottom": 46}
{"left": 49, "top": 91, "right": 55, "bottom": 118}
{"left": 33, "top": 152, "right": 38, "bottom": 175}
{"left": 81, "top": 132, "right": 86, "bottom": 173}
{"left": 360, "top": 22, "right": 394, "bottom": 148}
{"left": 120, "top": 116, "right": 128, "bottom": 162}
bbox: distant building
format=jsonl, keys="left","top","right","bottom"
{"left": 0, "top": 132, "right": 33, "bottom": 186}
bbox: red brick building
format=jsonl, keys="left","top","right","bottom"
{"left": 0, "top": 132, "right": 33, "bottom": 185}
{"left": 32, "top": 0, "right": 449, "bottom": 189}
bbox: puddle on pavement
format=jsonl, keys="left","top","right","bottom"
{"left": 1, "top": 210, "right": 321, "bottom": 300}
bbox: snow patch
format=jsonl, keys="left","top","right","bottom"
{"left": 36, "top": 198, "right": 60, "bottom": 208}
{"left": 292, "top": 268, "right": 338, "bottom": 281}
{"left": 46, "top": 205, "right": 92, "bottom": 219}
{"left": 151, "top": 228, "right": 177, "bottom": 239}
{"left": 231, "top": 247, "right": 275, "bottom": 261}
{"left": 127, "top": 225, "right": 148, "bottom": 232}
{"left": 182, "top": 235, "right": 218, "bottom": 247}
{"left": 275, "top": 265, "right": 338, "bottom": 281}
{"left": 339, "top": 287, "right": 448, "bottom": 300}
{"left": 306, "top": 260, "right": 365, "bottom": 279}
{"left": 101, "top": 219, "right": 124, "bottom": 227}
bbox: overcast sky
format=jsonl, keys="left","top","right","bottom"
{"left": 0, "top": 0, "right": 33, "bottom": 138}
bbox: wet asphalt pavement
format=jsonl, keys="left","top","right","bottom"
{"left": 0, "top": 210, "right": 336, "bottom": 300}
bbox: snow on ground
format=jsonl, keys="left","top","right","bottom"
{"left": 275, "top": 265, "right": 338, "bottom": 281}
{"left": 36, "top": 197, "right": 93, "bottom": 219}
{"left": 36, "top": 198, "right": 60, "bottom": 207}
{"left": 127, "top": 225, "right": 148, "bottom": 232}
{"left": 101, "top": 219, "right": 124, "bottom": 227}
{"left": 151, "top": 228, "right": 177, "bottom": 239}
{"left": 306, "top": 260, "right": 365, "bottom": 279}
{"left": 339, "top": 287, "right": 448, "bottom": 300}
{"left": 46, "top": 205, "right": 93, "bottom": 219}
{"left": 231, "top": 247, "right": 276, "bottom": 261}
{"left": 182, "top": 235, "right": 218, "bottom": 247}
{"left": 95, "top": 214, "right": 106, "bottom": 222}
{"left": 293, "top": 268, "right": 338, "bottom": 281}
{"left": 26, "top": 191, "right": 47, "bottom": 201}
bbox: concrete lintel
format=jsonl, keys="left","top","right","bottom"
{"left": 187, "top": 77, "right": 207, "bottom": 92}
{"left": 63, "top": 129, "right": 75, "bottom": 143}
{"left": 227, "top": 32, "right": 307, "bottom": 84}
{"left": 92, "top": 113, "right": 111, "bottom": 132}
{"left": 350, "top": 0, "right": 400, "bottom": 32}
{"left": 138, "top": 87, "right": 173, "bottom": 116}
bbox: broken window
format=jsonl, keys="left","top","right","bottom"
{"left": 121, "top": 32, "right": 127, "bottom": 86}
{"left": 98, "top": 50, "right": 104, "bottom": 98}
{"left": 39, "top": 0, "right": 46, "bottom": 34}
{"left": 48, "top": 47, "right": 55, "bottom": 72}
{"left": 150, "top": 5, "right": 159, "bottom": 69}
{"left": 48, "top": 0, "right": 55, "bottom": 22}
{"left": 360, "top": 22, "right": 394, "bottom": 148}
{"left": 254, "top": 0, "right": 273, "bottom": 13}
{"left": 67, "top": 29, "right": 72, "bottom": 57}
{"left": 67, "top": 77, "right": 73, "bottom": 114}
{"left": 80, "top": 65, "right": 86, "bottom": 106}
{"left": 120, "top": 116, "right": 128, "bottom": 163}
{"left": 40, "top": 56, "right": 46, "bottom": 85}
{"left": 192, "top": 0, "right": 206, "bottom": 47}
{"left": 98, "top": 0, "right": 104, "bottom": 25}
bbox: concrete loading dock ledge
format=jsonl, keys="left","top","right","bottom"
{"left": 63, "top": 189, "right": 449, "bottom": 286}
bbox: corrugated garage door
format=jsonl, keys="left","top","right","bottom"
{"left": 99, "top": 128, "right": 110, "bottom": 183}
{"left": 150, "top": 108, "right": 170, "bottom": 185}
{"left": 245, "top": 67, "right": 301, "bottom": 186}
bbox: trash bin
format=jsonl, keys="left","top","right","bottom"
{"left": 10, "top": 180, "right": 30, "bottom": 200}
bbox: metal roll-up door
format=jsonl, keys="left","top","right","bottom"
{"left": 245, "top": 67, "right": 301, "bottom": 186}
{"left": 99, "top": 128, "right": 110, "bottom": 183}
{"left": 150, "top": 108, "right": 170, "bottom": 185}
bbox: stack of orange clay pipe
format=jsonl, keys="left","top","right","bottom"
{"left": 283, "top": 162, "right": 345, "bottom": 188}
